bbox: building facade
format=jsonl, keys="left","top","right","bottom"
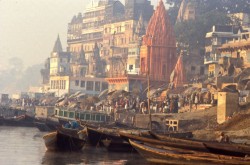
{"left": 67, "top": 0, "right": 125, "bottom": 60}
{"left": 42, "top": 0, "right": 155, "bottom": 96}
{"left": 49, "top": 75, "right": 108, "bottom": 97}
{"left": 67, "top": 0, "right": 153, "bottom": 79}
{"left": 204, "top": 25, "right": 240, "bottom": 78}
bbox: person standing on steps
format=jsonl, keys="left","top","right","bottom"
{"left": 194, "top": 94, "right": 199, "bottom": 110}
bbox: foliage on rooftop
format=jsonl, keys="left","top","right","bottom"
{"left": 165, "top": 0, "right": 250, "bottom": 52}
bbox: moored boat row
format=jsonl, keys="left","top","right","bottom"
{"left": 0, "top": 114, "right": 36, "bottom": 127}
{"left": 41, "top": 123, "right": 250, "bottom": 164}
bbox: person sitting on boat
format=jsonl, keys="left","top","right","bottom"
{"left": 218, "top": 132, "right": 230, "bottom": 143}
{"left": 70, "top": 121, "right": 79, "bottom": 129}
{"left": 64, "top": 122, "right": 71, "bottom": 129}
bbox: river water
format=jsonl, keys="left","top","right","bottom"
{"left": 0, "top": 126, "right": 149, "bottom": 165}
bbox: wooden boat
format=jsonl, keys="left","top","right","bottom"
{"left": 43, "top": 132, "right": 58, "bottom": 151}
{"left": 150, "top": 131, "right": 193, "bottom": 139}
{"left": 204, "top": 142, "right": 250, "bottom": 157}
{"left": 45, "top": 117, "right": 61, "bottom": 131}
{"left": 0, "top": 115, "right": 35, "bottom": 127}
{"left": 34, "top": 117, "right": 60, "bottom": 132}
{"left": 86, "top": 126, "right": 122, "bottom": 147}
{"left": 55, "top": 108, "right": 112, "bottom": 125}
{"left": 129, "top": 140, "right": 250, "bottom": 165}
{"left": 150, "top": 131, "right": 197, "bottom": 142}
{"left": 57, "top": 126, "right": 87, "bottom": 140}
{"left": 101, "top": 139, "right": 134, "bottom": 152}
{"left": 34, "top": 122, "right": 51, "bottom": 132}
{"left": 87, "top": 126, "right": 150, "bottom": 152}
{"left": 43, "top": 127, "right": 86, "bottom": 151}
{"left": 0, "top": 116, "right": 4, "bottom": 125}
{"left": 150, "top": 131, "right": 250, "bottom": 157}
{"left": 119, "top": 132, "right": 208, "bottom": 152}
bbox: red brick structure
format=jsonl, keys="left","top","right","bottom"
{"left": 140, "top": 0, "right": 177, "bottom": 82}
{"left": 172, "top": 55, "right": 186, "bottom": 87}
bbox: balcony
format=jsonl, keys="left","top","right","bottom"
{"left": 67, "top": 38, "right": 82, "bottom": 43}
{"left": 204, "top": 56, "right": 219, "bottom": 65}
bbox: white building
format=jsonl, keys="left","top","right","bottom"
{"left": 50, "top": 35, "right": 71, "bottom": 76}
{"left": 49, "top": 75, "right": 108, "bottom": 97}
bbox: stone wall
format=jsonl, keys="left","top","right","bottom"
{"left": 217, "top": 92, "right": 239, "bottom": 124}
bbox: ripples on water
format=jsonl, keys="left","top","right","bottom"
{"left": 0, "top": 127, "right": 149, "bottom": 165}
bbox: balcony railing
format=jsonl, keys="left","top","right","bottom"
{"left": 204, "top": 56, "right": 220, "bottom": 64}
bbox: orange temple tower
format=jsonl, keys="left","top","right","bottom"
{"left": 172, "top": 55, "right": 186, "bottom": 87}
{"left": 140, "top": 0, "right": 177, "bottom": 82}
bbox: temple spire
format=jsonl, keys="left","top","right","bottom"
{"left": 79, "top": 45, "right": 86, "bottom": 64}
{"left": 53, "top": 34, "right": 63, "bottom": 53}
{"left": 171, "top": 54, "right": 186, "bottom": 87}
{"left": 135, "top": 12, "right": 145, "bottom": 37}
{"left": 143, "top": 0, "right": 176, "bottom": 47}
{"left": 140, "top": 0, "right": 177, "bottom": 82}
{"left": 93, "top": 42, "right": 100, "bottom": 59}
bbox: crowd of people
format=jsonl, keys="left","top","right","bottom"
{"left": 96, "top": 90, "right": 215, "bottom": 115}
{"left": 1, "top": 88, "right": 216, "bottom": 117}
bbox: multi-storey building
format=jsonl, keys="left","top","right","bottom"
{"left": 219, "top": 32, "right": 250, "bottom": 69}
{"left": 204, "top": 25, "right": 240, "bottom": 78}
{"left": 50, "top": 75, "right": 108, "bottom": 97}
{"left": 67, "top": 13, "right": 83, "bottom": 53}
{"left": 88, "top": 42, "right": 106, "bottom": 77}
{"left": 48, "top": 36, "right": 108, "bottom": 97}
{"left": 67, "top": 0, "right": 124, "bottom": 61}
{"left": 106, "top": 0, "right": 177, "bottom": 91}
{"left": 126, "top": 14, "right": 146, "bottom": 75}
{"left": 125, "top": 0, "right": 153, "bottom": 21}
{"left": 46, "top": 0, "right": 155, "bottom": 95}
{"left": 230, "top": 13, "right": 250, "bottom": 28}
{"left": 70, "top": 46, "right": 88, "bottom": 77}
{"left": 67, "top": 0, "right": 153, "bottom": 77}
{"left": 102, "top": 19, "right": 138, "bottom": 77}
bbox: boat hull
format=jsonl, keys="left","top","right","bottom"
{"left": 150, "top": 132, "right": 250, "bottom": 157}
{"left": 129, "top": 140, "right": 250, "bottom": 165}
{"left": 87, "top": 127, "right": 148, "bottom": 152}
{"left": 56, "top": 131, "right": 85, "bottom": 151}
{"left": 43, "top": 128, "right": 86, "bottom": 151}
{"left": 0, "top": 115, "right": 35, "bottom": 127}
{"left": 204, "top": 142, "right": 250, "bottom": 157}
{"left": 119, "top": 132, "right": 207, "bottom": 152}
{"left": 43, "top": 132, "right": 58, "bottom": 151}
{"left": 87, "top": 127, "right": 121, "bottom": 146}
{"left": 35, "top": 122, "right": 51, "bottom": 132}
{"left": 102, "top": 139, "right": 134, "bottom": 152}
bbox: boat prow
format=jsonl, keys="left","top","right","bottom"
{"left": 43, "top": 128, "right": 86, "bottom": 151}
{"left": 43, "top": 132, "right": 57, "bottom": 151}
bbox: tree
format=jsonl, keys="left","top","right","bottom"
{"left": 166, "top": 0, "right": 250, "bottom": 24}
{"left": 165, "top": 0, "right": 250, "bottom": 52}
{"left": 174, "top": 11, "right": 231, "bottom": 50}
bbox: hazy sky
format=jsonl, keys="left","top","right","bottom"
{"left": 0, "top": 0, "right": 161, "bottom": 69}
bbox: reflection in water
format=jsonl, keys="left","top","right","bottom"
{"left": 0, "top": 127, "right": 149, "bottom": 165}
{"left": 42, "top": 145, "right": 148, "bottom": 165}
{"left": 0, "top": 126, "right": 46, "bottom": 165}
